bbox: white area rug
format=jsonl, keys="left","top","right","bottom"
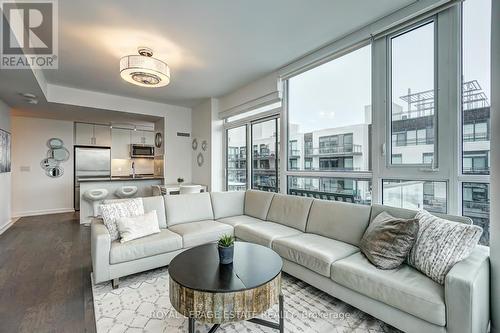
{"left": 92, "top": 267, "right": 400, "bottom": 333}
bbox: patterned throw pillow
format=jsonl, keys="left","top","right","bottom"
{"left": 100, "top": 198, "right": 145, "bottom": 241}
{"left": 407, "top": 209, "right": 482, "bottom": 284}
{"left": 360, "top": 211, "right": 419, "bottom": 269}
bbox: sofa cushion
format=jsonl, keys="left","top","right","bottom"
{"left": 109, "top": 229, "right": 182, "bottom": 264}
{"left": 244, "top": 190, "right": 274, "bottom": 220}
{"left": 211, "top": 191, "right": 245, "bottom": 219}
{"left": 306, "top": 199, "right": 371, "bottom": 246}
{"left": 164, "top": 192, "right": 214, "bottom": 226}
{"left": 272, "top": 233, "right": 358, "bottom": 277}
{"left": 235, "top": 222, "right": 302, "bottom": 247}
{"left": 168, "top": 220, "right": 233, "bottom": 248}
{"left": 266, "top": 194, "right": 313, "bottom": 232}
{"left": 217, "top": 215, "right": 263, "bottom": 227}
{"left": 331, "top": 252, "right": 445, "bottom": 326}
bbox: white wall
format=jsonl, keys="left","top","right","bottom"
{"left": 191, "top": 99, "right": 212, "bottom": 189}
{"left": 211, "top": 98, "right": 224, "bottom": 192}
{"left": 165, "top": 107, "right": 192, "bottom": 184}
{"left": 11, "top": 116, "right": 74, "bottom": 217}
{"left": 0, "top": 99, "right": 11, "bottom": 233}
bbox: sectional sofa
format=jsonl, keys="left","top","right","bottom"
{"left": 91, "top": 190, "right": 490, "bottom": 333}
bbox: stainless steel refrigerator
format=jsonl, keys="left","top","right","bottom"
{"left": 74, "top": 147, "right": 111, "bottom": 210}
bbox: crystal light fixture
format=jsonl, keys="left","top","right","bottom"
{"left": 120, "top": 47, "right": 170, "bottom": 88}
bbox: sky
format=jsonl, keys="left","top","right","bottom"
{"left": 288, "top": 0, "right": 491, "bottom": 134}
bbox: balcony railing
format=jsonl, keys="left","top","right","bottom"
{"left": 304, "top": 144, "right": 362, "bottom": 156}
{"left": 462, "top": 167, "right": 490, "bottom": 174}
{"left": 463, "top": 133, "right": 489, "bottom": 142}
{"left": 392, "top": 138, "right": 434, "bottom": 147}
{"left": 288, "top": 188, "right": 370, "bottom": 205}
{"left": 463, "top": 201, "right": 490, "bottom": 214}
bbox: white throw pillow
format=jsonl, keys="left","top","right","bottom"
{"left": 117, "top": 210, "right": 161, "bottom": 243}
{"left": 100, "top": 198, "right": 144, "bottom": 241}
{"left": 407, "top": 209, "right": 482, "bottom": 284}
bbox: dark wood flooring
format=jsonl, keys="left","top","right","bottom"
{"left": 0, "top": 213, "right": 96, "bottom": 333}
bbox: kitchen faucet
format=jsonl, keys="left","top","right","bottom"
{"left": 131, "top": 161, "right": 136, "bottom": 178}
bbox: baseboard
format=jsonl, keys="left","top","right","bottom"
{"left": 0, "top": 217, "right": 20, "bottom": 235}
{"left": 12, "top": 208, "right": 75, "bottom": 219}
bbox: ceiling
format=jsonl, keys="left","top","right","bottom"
{"left": 0, "top": 67, "right": 160, "bottom": 129}
{"left": 1, "top": 0, "right": 416, "bottom": 118}
{"left": 49, "top": 0, "right": 414, "bottom": 107}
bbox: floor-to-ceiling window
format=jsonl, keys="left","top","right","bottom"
{"left": 460, "top": 0, "right": 491, "bottom": 245}
{"left": 390, "top": 21, "right": 436, "bottom": 166}
{"left": 224, "top": 103, "right": 281, "bottom": 192}
{"left": 285, "top": 44, "right": 372, "bottom": 204}
{"left": 223, "top": 1, "right": 491, "bottom": 246}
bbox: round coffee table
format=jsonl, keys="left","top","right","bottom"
{"left": 169, "top": 242, "right": 284, "bottom": 333}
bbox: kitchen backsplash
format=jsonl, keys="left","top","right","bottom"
{"left": 111, "top": 158, "right": 154, "bottom": 176}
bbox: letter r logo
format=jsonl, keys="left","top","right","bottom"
{"left": 2, "top": 1, "right": 53, "bottom": 55}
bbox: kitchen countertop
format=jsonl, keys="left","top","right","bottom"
{"left": 78, "top": 176, "right": 164, "bottom": 182}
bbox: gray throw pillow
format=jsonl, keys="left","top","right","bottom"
{"left": 407, "top": 209, "right": 482, "bottom": 284}
{"left": 360, "top": 211, "right": 419, "bottom": 270}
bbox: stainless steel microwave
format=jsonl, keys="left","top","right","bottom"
{"left": 130, "top": 145, "right": 155, "bottom": 158}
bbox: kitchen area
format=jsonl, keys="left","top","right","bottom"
{"left": 74, "top": 121, "right": 165, "bottom": 224}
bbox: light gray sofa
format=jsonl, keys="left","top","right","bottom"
{"left": 91, "top": 190, "right": 490, "bottom": 333}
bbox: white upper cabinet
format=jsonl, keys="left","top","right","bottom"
{"left": 131, "top": 130, "right": 155, "bottom": 145}
{"left": 94, "top": 124, "right": 112, "bottom": 147}
{"left": 75, "top": 123, "right": 111, "bottom": 147}
{"left": 112, "top": 128, "right": 131, "bottom": 159}
{"left": 75, "top": 123, "right": 94, "bottom": 146}
{"left": 144, "top": 131, "right": 155, "bottom": 145}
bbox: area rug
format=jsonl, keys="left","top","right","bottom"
{"left": 92, "top": 267, "right": 400, "bottom": 333}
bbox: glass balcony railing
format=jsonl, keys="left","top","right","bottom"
{"left": 303, "top": 144, "right": 362, "bottom": 156}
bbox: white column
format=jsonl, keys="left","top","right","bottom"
{"left": 490, "top": 0, "right": 500, "bottom": 331}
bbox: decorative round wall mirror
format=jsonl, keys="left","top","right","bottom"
{"left": 192, "top": 138, "right": 198, "bottom": 151}
{"left": 46, "top": 166, "right": 64, "bottom": 178}
{"left": 41, "top": 158, "right": 58, "bottom": 169}
{"left": 197, "top": 152, "right": 204, "bottom": 167}
{"left": 47, "top": 138, "right": 64, "bottom": 149}
{"left": 155, "top": 132, "right": 163, "bottom": 148}
{"left": 41, "top": 137, "right": 69, "bottom": 178}
{"left": 49, "top": 147, "right": 70, "bottom": 162}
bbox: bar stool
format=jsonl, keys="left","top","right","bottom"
{"left": 83, "top": 189, "right": 109, "bottom": 217}
{"left": 115, "top": 185, "right": 138, "bottom": 199}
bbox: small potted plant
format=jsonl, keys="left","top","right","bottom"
{"left": 177, "top": 177, "right": 184, "bottom": 185}
{"left": 218, "top": 234, "right": 235, "bottom": 265}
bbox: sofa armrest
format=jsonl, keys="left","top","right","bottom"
{"left": 445, "top": 245, "right": 490, "bottom": 333}
{"left": 91, "top": 219, "right": 111, "bottom": 284}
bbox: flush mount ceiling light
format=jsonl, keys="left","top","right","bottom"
{"left": 120, "top": 47, "right": 170, "bottom": 88}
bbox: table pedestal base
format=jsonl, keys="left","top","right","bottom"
{"left": 187, "top": 294, "right": 284, "bottom": 333}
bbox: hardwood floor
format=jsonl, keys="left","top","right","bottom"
{"left": 0, "top": 213, "right": 96, "bottom": 333}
